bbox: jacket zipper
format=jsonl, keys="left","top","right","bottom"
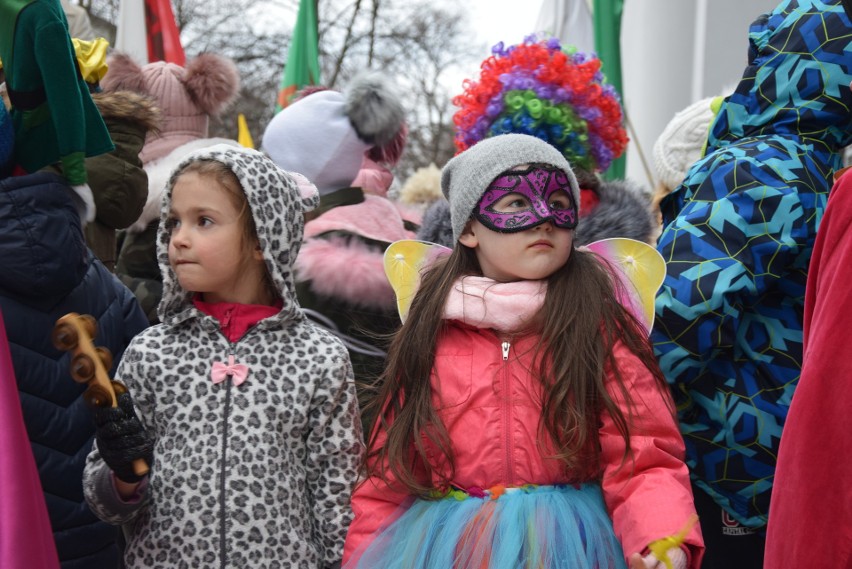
{"left": 219, "top": 342, "right": 236, "bottom": 569}
{"left": 501, "top": 340, "right": 515, "bottom": 487}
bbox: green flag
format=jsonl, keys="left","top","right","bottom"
{"left": 593, "top": 0, "right": 625, "bottom": 180}
{"left": 276, "top": 0, "right": 320, "bottom": 112}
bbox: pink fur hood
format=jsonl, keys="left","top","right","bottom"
{"left": 296, "top": 195, "right": 418, "bottom": 308}
{"left": 295, "top": 237, "right": 394, "bottom": 309}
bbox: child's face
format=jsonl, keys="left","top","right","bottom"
{"left": 167, "top": 171, "right": 267, "bottom": 304}
{"left": 458, "top": 165, "right": 575, "bottom": 282}
{"left": 459, "top": 218, "right": 574, "bottom": 282}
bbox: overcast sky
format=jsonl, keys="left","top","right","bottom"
{"left": 467, "top": 0, "right": 540, "bottom": 49}
{"left": 442, "top": 0, "right": 541, "bottom": 92}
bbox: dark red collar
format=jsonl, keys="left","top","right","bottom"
{"left": 193, "top": 297, "right": 282, "bottom": 343}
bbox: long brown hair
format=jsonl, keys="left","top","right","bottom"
{"left": 363, "top": 241, "right": 671, "bottom": 495}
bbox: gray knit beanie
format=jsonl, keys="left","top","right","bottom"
{"left": 441, "top": 133, "right": 580, "bottom": 242}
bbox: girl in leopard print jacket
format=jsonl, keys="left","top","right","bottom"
{"left": 83, "top": 145, "right": 364, "bottom": 569}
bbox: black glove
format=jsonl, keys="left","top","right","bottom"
{"left": 93, "top": 392, "right": 153, "bottom": 483}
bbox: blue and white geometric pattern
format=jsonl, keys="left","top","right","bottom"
{"left": 652, "top": 0, "right": 852, "bottom": 528}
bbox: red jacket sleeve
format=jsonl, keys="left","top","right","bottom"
{"left": 765, "top": 169, "right": 852, "bottom": 566}
{"left": 599, "top": 341, "right": 704, "bottom": 568}
{"left": 342, "top": 414, "right": 427, "bottom": 565}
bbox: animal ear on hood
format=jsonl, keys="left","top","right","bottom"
{"left": 283, "top": 171, "right": 320, "bottom": 212}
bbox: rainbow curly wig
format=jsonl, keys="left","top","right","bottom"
{"left": 453, "top": 36, "right": 627, "bottom": 173}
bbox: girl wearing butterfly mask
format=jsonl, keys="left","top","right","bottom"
{"left": 343, "top": 134, "right": 704, "bottom": 569}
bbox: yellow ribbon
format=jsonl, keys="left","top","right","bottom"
{"left": 647, "top": 515, "right": 698, "bottom": 569}
{"left": 71, "top": 37, "right": 110, "bottom": 85}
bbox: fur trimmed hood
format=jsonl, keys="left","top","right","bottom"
{"left": 295, "top": 237, "right": 394, "bottom": 309}
{"left": 416, "top": 199, "right": 454, "bottom": 247}
{"left": 574, "top": 178, "right": 655, "bottom": 246}
{"left": 296, "top": 194, "right": 417, "bottom": 308}
{"left": 91, "top": 90, "right": 161, "bottom": 134}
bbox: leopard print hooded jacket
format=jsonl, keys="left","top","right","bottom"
{"left": 83, "top": 145, "right": 365, "bottom": 569}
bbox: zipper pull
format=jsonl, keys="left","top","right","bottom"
{"left": 501, "top": 341, "right": 510, "bottom": 361}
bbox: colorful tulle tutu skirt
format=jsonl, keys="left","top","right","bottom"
{"left": 347, "top": 483, "right": 627, "bottom": 569}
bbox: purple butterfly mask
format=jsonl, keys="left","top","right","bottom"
{"left": 474, "top": 165, "right": 578, "bottom": 233}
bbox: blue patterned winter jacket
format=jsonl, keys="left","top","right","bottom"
{"left": 652, "top": 0, "right": 852, "bottom": 529}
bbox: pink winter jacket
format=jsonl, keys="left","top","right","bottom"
{"left": 343, "top": 321, "right": 704, "bottom": 566}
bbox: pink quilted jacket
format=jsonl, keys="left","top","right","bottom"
{"left": 343, "top": 321, "right": 704, "bottom": 566}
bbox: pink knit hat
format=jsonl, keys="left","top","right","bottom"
{"left": 102, "top": 53, "right": 240, "bottom": 164}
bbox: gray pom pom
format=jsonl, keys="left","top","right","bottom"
{"left": 344, "top": 71, "right": 405, "bottom": 146}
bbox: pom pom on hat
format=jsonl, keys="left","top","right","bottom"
{"left": 345, "top": 72, "right": 405, "bottom": 146}
{"left": 261, "top": 71, "right": 407, "bottom": 196}
{"left": 653, "top": 96, "right": 717, "bottom": 191}
{"left": 103, "top": 52, "right": 240, "bottom": 164}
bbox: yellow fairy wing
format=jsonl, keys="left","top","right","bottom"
{"left": 585, "top": 238, "right": 666, "bottom": 334}
{"left": 383, "top": 240, "right": 452, "bottom": 323}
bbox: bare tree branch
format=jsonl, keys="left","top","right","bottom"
{"left": 84, "top": 0, "right": 482, "bottom": 180}
{"left": 328, "top": 0, "right": 363, "bottom": 88}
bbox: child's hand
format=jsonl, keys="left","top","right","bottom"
{"left": 92, "top": 391, "right": 153, "bottom": 483}
{"left": 632, "top": 514, "right": 696, "bottom": 569}
{"left": 628, "top": 548, "right": 687, "bottom": 569}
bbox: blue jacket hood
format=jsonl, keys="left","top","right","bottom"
{"left": 0, "top": 172, "right": 88, "bottom": 300}
{"left": 708, "top": 1, "right": 852, "bottom": 153}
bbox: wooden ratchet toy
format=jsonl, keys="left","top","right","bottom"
{"left": 52, "top": 312, "right": 149, "bottom": 478}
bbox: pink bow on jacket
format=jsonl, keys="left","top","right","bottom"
{"left": 211, "top": 355, "right": 249, "bottom": 386}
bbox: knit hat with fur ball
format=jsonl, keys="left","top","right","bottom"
{"left": 653, "top": 96, "right": 716, "bottom": 191}
{"left": 261, "top": 71, "right": 406, "bottom": 195}
{"left": 101, "top": 52, "right": 240, "bottom": 164}
{"left": 441, "top": 133, "right": 580, "bottom": 242}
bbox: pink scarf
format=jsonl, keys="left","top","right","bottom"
{"left": 443, "top": 276, "right": 546, "bottom": 333}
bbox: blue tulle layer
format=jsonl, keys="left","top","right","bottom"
{"left": 348, "top": 484, "right": 627, "bottom": 569}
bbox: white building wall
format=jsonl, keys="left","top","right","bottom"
{"left": 620, "top": 0, "right": 778, "bottom": 188}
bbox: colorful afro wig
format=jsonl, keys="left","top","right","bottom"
{"left": 453, "top": 36, "right": 627, "bottom": 173}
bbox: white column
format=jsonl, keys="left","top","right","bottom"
{"left": 114, "top": 0, "right": 149, "bottom": 65}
